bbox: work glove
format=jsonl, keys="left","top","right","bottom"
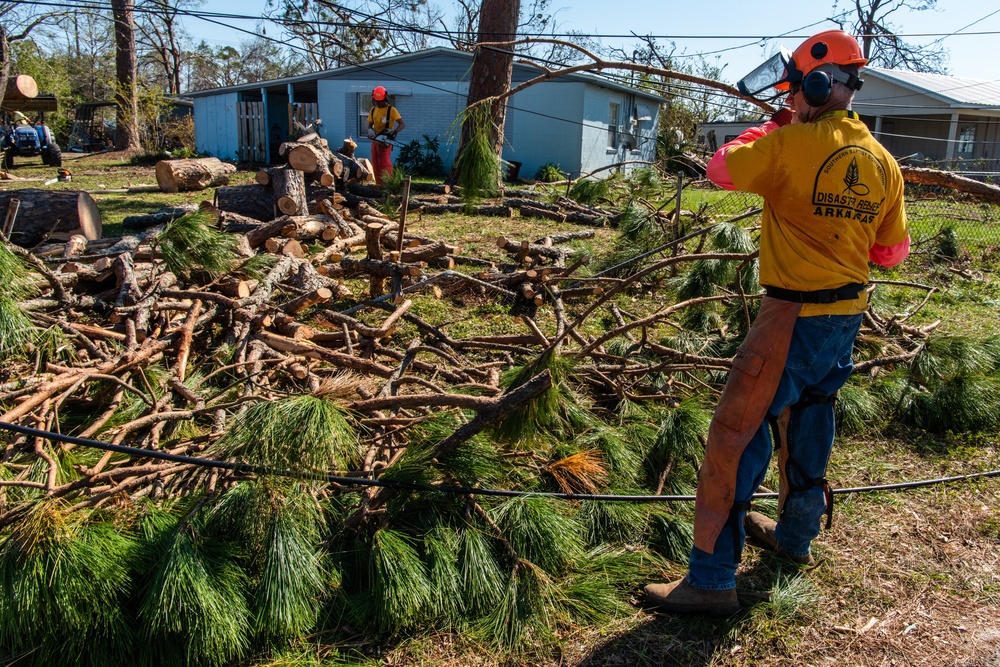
{"left": 769, "top": 107, "right": 793, "bottom": 127}
{"left": 367, "top": 128, "right": 375, "bottom": 139}
{"left": 386, "top": 130, "right": 397, "bottom": 140}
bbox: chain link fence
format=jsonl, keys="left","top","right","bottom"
{"left": 698, "top": 185, "right": 1000, "bottom": 258}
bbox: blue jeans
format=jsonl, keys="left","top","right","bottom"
{"left": 687, "top": 313, "right": 863, "bottom": 590}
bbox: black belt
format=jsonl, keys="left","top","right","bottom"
{"left": 764, "top": 283, "right": 866, "bottom": 304}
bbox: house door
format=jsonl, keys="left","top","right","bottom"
{"left": 237, "top": 100, "right": 267, "bottom": 163}
{"left": 289, "top": 102, "right": 320, "bottom": 137}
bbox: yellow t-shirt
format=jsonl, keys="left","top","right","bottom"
{"left": 367, "top": 105, "right": 401, "bottom": 135}
{"left": 725, "top": 110, "right": 908, "bottom": 315}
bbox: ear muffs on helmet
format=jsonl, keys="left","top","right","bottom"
{"left": 799, "top": 67, "right": 865, "bottom": 107}
{"left": 802, "top": 70, "right": 833, "bottom": 107}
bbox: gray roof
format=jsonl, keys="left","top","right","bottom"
{"left": 864, "top": 67, "right": 1000, "bottom": 108}
{"left": 185, "top": 46, "right": 666, "bottom": 103}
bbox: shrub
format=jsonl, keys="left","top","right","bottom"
{"left": 534, "top": 162, "right": 565, "bottom": 182}
{"left": 396, "top": 134, "right": 445, "bottom": 177}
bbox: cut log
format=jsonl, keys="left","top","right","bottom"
{"left": 122, "top": 204, "right": 200, "bottom": 231}
{"left": 281, "top": 287, "right": 333, "bottom": 315}
{"left": 155, "top": 158, "right": 237, "bottom": 193}
{"left": 333, "top": 153, "right": 374, "bottom": 184}
{"left": 0, "top": 189, "right": 101, "bottom": 248}
{"left": 287, "top": 142, "right": 336, "bottom": 184}
{"left": 900, "top": 165, "right": 1000, "bottom": 204}
{"left": 5, "top": 75, "right": 38, "bottom": 101}
{"left": 269, "top": 167, "right": 308, "bottom": 216}
{"left": 215, "top": 184, "right": 276, "bottom": 222}
{"left": 519, "top": 205, "right": 567, "bottom": 223}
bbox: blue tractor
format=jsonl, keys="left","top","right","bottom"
{"left": 2, "top": 106, "right": 62, "bottom": 170}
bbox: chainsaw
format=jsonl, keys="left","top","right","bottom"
{"left": 371, "top": 129, "right": 403, "bottom": 150}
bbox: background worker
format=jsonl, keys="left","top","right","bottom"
{"left": 644, "top": 29, "right": 910, "bottom": 616}
{"left": 13, "top": 110, "right": 31, "bottom": 125}
{"left": 367, "top": 85, "right": 405, "bottom": 185}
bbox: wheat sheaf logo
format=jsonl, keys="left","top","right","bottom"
{"left": 842, "top": 157, "right": 870, "bottom": 196}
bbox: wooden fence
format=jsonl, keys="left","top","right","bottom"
{"left": 237, "top": 100, "right": 266, "bottom": 163}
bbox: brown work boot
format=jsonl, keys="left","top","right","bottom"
{"left": 643, "top": 578, "right": 740, "bottom": 616}
{"left": 744, "top": 511, "right": 815, "bottom": 566}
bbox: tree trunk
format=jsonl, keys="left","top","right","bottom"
{"left": 0, "top": 27, "right": 10, "bottom": 117}
{"left": 155, "top": 158, "right": 237, "bottom": 193}
{"left": 448, "top": 0, "right": 521, "bottom": 185}
{"left": 215, "top": 184, "right": 277, "bottom": 222}
{"left": 0, "top": 189, "right": 102, "bottom": 248}
{"left": 112, "top": 0, "right": 141, "bottom": 152}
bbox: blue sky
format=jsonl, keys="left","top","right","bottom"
{"left": 186, "top": 1, "right": 1000, "bottom": 82}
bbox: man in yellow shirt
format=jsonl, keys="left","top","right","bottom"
{"left": 645, "top": 30, "right": 909, "bottom": 615}
{"left": 367, "top": 85, "right": 405, "bottom": 185}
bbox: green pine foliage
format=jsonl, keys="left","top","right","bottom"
{"left": 367, "top": 527, "right": 434, "bottom": 632}
{"left": 648, "top": 511, "right": 695, "bottom": 564}
{"left": 210, "top": 481, "right": 327, "bottom": 647}
{"left": 458, "top": 521, "right": 506, "bottom": 615}
{"left": 0, "top": 242, "right": 37, "bottom": 360}
{"left": 0, "top": 505, "right": 135, "bottom": 667}
{"left": 455, "top": 105, "right": 503, "bottom": 201}
{"left": 214, "top": 395, "right": 359, "bottom": 471}
{"left": 135, "top": 506, "right": 250, "bottom": 667}
{"left": 156, "top": 208, "right": 239, "bottom": 279}
{"left": 647, "top": 399, "right": 711, "bottom": 491}
{"left": 495, "top": 348, "right": 592, "bottom": 443}
{"left": 490, "top": 495, "right": 585, "bottom": 574}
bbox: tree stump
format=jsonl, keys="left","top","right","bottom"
{"left": 155, "top": 157, "right": 237, "bottom": 193}
{"left": 0, "top": 189, "right": 101, "bottom": 248}
{"left": 215, "top": 184, "right": 276, "bottom": 222}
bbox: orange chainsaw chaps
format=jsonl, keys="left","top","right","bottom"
{"left": 774, "top": 406, "right": 792, "bottom": 515}
{"left": 693, "top": 297, "right": 802, "bottom": 554}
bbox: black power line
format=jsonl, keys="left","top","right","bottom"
{"left": 2, "top": 421, "right": 999, "bottom": 503}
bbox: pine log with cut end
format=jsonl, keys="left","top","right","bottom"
{"left": 269, "top": 167, "right": 308, "bottom": 216}
{"left": 5, "top": 75, "right": 38, "bottom": 101}
{"left": 155, "top": 158, "right": 236, "bottom": 193}
{"left": 900, "top": 165, "right": 1000, "bottom": 204}
{"left": 496, "top": 236, "right": 569, "bottom": 262}
{"left": 399, "top": 242, "right": 454, "bottom": 263}
{"left": 278, "top": 215, "right": 334, "bottom": 242}
{"left": 335, "top": 154, "right": 374, "bottom": 184}
{"left": 0, "top": 189, "right": 101, "bottom": 248}
{"left": 287, "top": 142, "right": 338, "bottom": 184}
{"left": 215, "top": 184, "right": 276, "bottom": 222}
{"left": 281, "top": 287, "right": 333, "bottom": 315}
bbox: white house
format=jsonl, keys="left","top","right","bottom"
{"left": 185, "top": 47, "right": 665, "bottom": 181}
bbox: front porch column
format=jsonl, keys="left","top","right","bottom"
{"left": 946, "top": 113, "right": 959, "bottom": 161}
{"left": 261, "top": 86, "right": 271, "bottom": 164}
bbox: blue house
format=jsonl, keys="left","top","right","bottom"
{"left": 185, "top": 47, "right": 664, "bottom": 181}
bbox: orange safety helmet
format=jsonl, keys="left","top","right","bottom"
{"left": 372, "top": 86, "right": 387, "bottom": 101}
{"left": 787, "top": 30, "right": 868, "bottom": 80}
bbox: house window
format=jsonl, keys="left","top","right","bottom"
{"left": 608, "top": 102, "right": 620, "bottom": 149}
{"left": 358, "top": 92, "right": 397, "bottom": 138}
{"left": 957, "top": 125, "right": 976, "bottom": 154}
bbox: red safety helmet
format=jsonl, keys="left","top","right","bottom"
{"left": 372, "top": 86, "right": 387, "bottom": 101}
{"left": 788, "top": 30, "right": 868, "bottom": 80}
